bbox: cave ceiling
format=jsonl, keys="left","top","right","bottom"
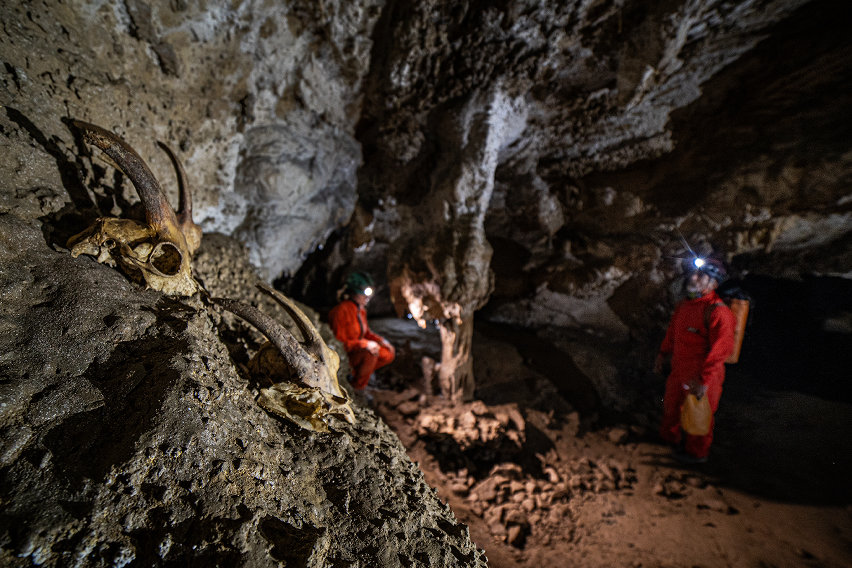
{"left": 350, "top": 0, "right": 851, "bottom": 330}
{"left": 1, "top": 0, "right": 850, "bottom": 330}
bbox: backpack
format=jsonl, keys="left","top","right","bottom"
{"left": 704, "top": 286, "right": 752, "bottom": 364}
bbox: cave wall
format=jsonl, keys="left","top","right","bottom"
{"left": 4, "top": 0, "right": 848, "bottom": 328}
{"left": 0, "top": 1, "right": 491, "bottom": 565}
{"left": 344, "top": 0, "right": 852, "bottom": 405}
{"left": 2, "top": 0, "right": 380, "bottom": 279}
{"left": 483, "top": 0, "right": 852, "bottom": 339}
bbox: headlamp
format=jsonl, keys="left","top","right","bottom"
{"left": 363, "top": 286, "right": 373, "bottom": 297}
{"left": 693, "top": 258, "right": 706, "bottom": 269}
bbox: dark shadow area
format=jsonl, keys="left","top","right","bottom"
{"left": 277, "top": 228, "right": 347, "bottom": 311}
{"left": 128, "top": 506, "right": 250, "bottom": 567}
{"left": 3, "top": 107, "right": 94, "bottom": 247}
{"left": 3, "top": 108, "right": 93, "bottom": 214}
{"left": 3, "top": 108, "right": 152, "bottom": 249}
{"left": 282, "top": 228, "right": 398, "bottom": 319}
{"left": 732, "top": 274, "right": 852, "bottom": 403}
{"left": 258, "top": 516, "right": 326, "bottom": 566}
{"left": 475, "top": 320, "right": 601, "bottom": 415}
{"left": 699, "top": 368, "right": 852, "bottom": 505}
{"left": 421, "top": 422, "right": 552, "bottom": 482}
{"left": 40, "top": 333, "right": 187, "bottom": 488}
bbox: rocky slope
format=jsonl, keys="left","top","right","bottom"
{"left": 0, "top": 217, "right": 485, "bottom": 566}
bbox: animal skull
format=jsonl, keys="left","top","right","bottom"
{"left": 67, "top": 120, "right": 201, "bottom": 296}
{"left": 216, "top": 282, "right": 356, "bottom": 432}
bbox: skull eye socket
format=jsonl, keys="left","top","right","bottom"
{"left": 103, "top": 239, "right": 116, "bottom": 249}
{"left": 150, "top": 242, "right": 183, "bottom": 277}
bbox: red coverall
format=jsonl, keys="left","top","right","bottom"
{"left": 658, "top": 291, "right": 736, "bottom": 458}
{"left": 328, "top": 300, "right": 395, "bottom": 390}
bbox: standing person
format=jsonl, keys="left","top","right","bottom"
{"left": 328, "top": 271, "right": 395, "bottom": 390}
{"left": 654, "top": 257, "right": 736, "bottom": 464}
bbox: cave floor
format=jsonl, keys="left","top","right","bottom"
{"left": 371, "top": 366, "right": 852, "bottom": 568}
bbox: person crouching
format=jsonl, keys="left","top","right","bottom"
{"left": 328, "top": 271, "right": 395, "bottom": 390}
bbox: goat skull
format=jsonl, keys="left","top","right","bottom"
{"left": 67, "top": 121, "right": 201, "bottom": 296}
{"left": 215, "top": 282, "right": 356, "bottom": 432}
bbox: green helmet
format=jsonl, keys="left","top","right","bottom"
{"left": 344, "top": 271, "right": 375, "bottom": 296}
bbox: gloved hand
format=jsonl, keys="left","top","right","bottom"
{"left": 684, "top": 379, "right": 707, "bottom": 399}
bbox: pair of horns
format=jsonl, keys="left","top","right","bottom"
{"left": 72, "top": 120, "right": 199, "bottom": 250}
{"left": 214, "top": 282, "right": 327, "bottom": 386}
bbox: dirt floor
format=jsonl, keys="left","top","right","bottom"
{"left": 367, "top": 341, "right": 852, "bottom": 567}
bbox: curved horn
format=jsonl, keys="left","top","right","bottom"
{"left": 157, "top": 140, "right": 202, "bottom": 254}
{"left": 214, "top": 297, "right": 314, "bottom": 380}
{"left": 256, "top": 282, "right": 324, "bottom": 354}
{"left": 72, "top": 120, "right": 181, "bottom": 242}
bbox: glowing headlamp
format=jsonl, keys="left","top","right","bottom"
{"left": 363, "top": 286, "right": 374, "bottom": 297}
{"left": 693, "top": 258, "right": 706, "bottom": 269}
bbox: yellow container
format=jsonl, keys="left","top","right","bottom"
{"left": 681, "top": 393, "right": 712, "bottom": 435}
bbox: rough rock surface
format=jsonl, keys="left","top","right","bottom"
{"left": 1, "top": 0, "right": 379, "bottom": 280}
{"left": 2, "top": 0, "right": 852, "bottom": 565}
{"left": 0, "top": 214, "right": 486, "bottom": 566}
{"left": 346, "top": 0, "right": 852, "bottom": 400}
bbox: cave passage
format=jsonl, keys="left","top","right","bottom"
{"left": 731, "top": 274, "right": 852, "bottom": 403}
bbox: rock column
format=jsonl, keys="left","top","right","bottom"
{"left": 390, "top": 89, "right": 526, "bottom": 402}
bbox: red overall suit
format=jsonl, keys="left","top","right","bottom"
{"left": 328, "top": 300, "right": 395, "bottom": 390}
{"left": 659, "top": 291, "right": 736, "bottom": 458}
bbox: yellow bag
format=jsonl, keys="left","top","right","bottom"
{"left": 681, "top": 393, "right": 712, "bottom": 435}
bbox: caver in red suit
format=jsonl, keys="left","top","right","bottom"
{"left": 328, "top": 299, "right": 395, "bottom": 390}
{"left": 658, "top": 288, "right": 736, "bottom": 459}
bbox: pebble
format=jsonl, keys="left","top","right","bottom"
{"left": 397, "top": 401, "right": 420, "bottom": 416}
{"left": 608, "top": 427, "right": 629, "bottom": 444}
{"left": 507, "top": 525, "right": 523, "bottom": 547}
